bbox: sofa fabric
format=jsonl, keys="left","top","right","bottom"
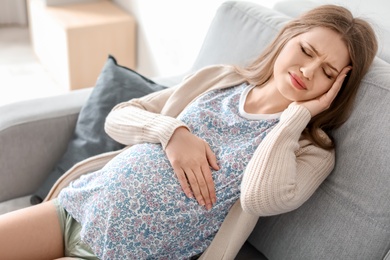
{"left": 0, "top": 89, "right": 90, "bottom": 204}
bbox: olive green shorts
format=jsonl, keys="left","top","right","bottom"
{"left": 53, "top": 199, "right": 99, "bottom": 260}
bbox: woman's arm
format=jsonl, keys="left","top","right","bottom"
{"left": 105, "top": 104, "right": 188, "bottom": 150}
{"left": 104, "top": 65, "right": 245, "bottom": 149}
{"left": 104, "top": 87, "right": 190, "bottom": 149}
{"left": 240, "top": 104, "right": 335, "bottom": 216}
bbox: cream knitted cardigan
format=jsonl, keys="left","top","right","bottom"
{"left": 45, "top": 65, "right": 335, "bottom": 259}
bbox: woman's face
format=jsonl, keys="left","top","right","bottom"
{"left": 272, "top": 27, "right": 350, "bottom": 102}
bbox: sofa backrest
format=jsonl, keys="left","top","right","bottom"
{"left": 192, "top": 1, "right": 390, "bottom": 259}
{"left": 191, "top": 1, "right": 289, "bottom": 71}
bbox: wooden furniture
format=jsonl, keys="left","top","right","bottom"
{"left": 28, "top": 0, "right": 136, "bottom": 90}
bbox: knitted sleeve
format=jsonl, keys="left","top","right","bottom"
{"left": 104, "top": 87, "right": 189, "bottom": 150}
{"left": 104, "top": 65, "right": 244, "bottom": 150}
{"left": 240, "top": 104, "right": 335, "bottom": 216}
{"left": 105, "top": 105, "right": 188, "bottom": 150}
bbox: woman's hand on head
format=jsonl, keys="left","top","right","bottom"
{"left": 165, "top": 127, "right": 219, "bottom": 210}
{"left": 295, "top": 66, "right": 352, "bottom": 117}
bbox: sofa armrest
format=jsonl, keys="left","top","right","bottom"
{"left": 0, "top": 88, "right": 92, "bottom": 203}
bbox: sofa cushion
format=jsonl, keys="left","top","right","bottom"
{"left": 248, "top": 57, "right": 390, "bottom": 259}
{"left": 30, "top": 56, "right": 166, "bottom": 204}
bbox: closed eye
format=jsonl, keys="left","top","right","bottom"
{"left": 322, "top": 68, "right": 333, "bottom": 79}
{"left": 300, "top": 45, "right": 312, "bottom": 57}
{"left": 301, "top": 44, "right": 334, "bottom": 79}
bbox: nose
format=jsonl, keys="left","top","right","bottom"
{"left": 300, "top": 62, "right": 318, "bottom": 80}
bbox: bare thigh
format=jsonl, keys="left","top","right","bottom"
{"left": 0, "top": 200, "right": 64, "bottom": 260}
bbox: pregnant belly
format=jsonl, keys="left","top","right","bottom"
{"left": 102, "top": 143, "right": 184, "bottom": 199}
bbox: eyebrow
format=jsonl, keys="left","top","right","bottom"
{"left": 305, "top": 42, "right": 340, "bottom": 74}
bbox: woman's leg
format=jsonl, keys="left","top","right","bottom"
{"left": 0, "top": 200, "right": 64, "bottom": 260}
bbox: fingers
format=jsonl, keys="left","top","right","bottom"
{"left": 341, "top": 66, "right": 352, "bottom": 76}
{"left": 183, "top": 169, "right": 203, "bottom": 205}
{"left": 324, "top": 75, "right": 344, "bottom": 103}
{"left": 200, "top": 164, "right": 217, "bottom": 206}
{"left": 335, "top": 66, "right": 351, "bottom": 88}
{"left": 173, "top": 166, "right": 194, "bottom": 199}
{"left": 184, "top": 165, "right": 216, "bottom": 211}
{"left": 172, "top": 162, "right": 217, "bottom": 210}
{"left": 326, "top": 66, "right": 352, "bottom": 103}
{"left": 205, "top": 142, "right": 220, "bottom": 171}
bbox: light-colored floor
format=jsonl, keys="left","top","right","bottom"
{"left": 0, "top": 26, "right": 68, "bottom": 106}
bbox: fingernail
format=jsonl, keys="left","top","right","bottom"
{"left": 206, "top": 204, "right": 212, "bottom": 210}
{"left": 212, "top": 198, "right": 216, "bottom": 205}
{"left": 188, "top": 193, "right": 194, "bottom": 199}
{"left": 200, "top": 200, "right": 205, "bottom": 206}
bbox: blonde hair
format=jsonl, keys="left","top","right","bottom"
{"left": 237, "top": 5, "right": 378, "bottom": 149}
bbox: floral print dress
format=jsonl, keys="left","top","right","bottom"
{"left": 58, "top": 83, "right": 280, "bottom": 259}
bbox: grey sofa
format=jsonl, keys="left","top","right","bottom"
{"left": 1, "top": 1, "right": 389, "bottom": 259}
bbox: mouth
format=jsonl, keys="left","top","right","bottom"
{"left": 289, "top": 72, "right": 307, "bottom": 90}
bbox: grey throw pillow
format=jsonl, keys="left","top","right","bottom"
{"left": 31, "top": 55, "right": 166, "bottom": 204}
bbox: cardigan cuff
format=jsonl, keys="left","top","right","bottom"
{"left": 146, "top": 114, "right": 189, "bottom": 150}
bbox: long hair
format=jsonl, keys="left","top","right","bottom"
{"left": 237, "top": 5, "right": 378, "bottom": 150}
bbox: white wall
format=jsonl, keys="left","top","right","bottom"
{"left": 112, "top": 0, "right": 281, "bottom": 78}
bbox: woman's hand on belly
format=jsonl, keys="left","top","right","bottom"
{"left": 165, "top": 127, "right": 219, "bottom": 210}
